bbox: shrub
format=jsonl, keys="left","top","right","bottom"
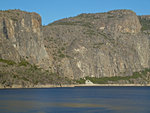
{"left": 49, "top": 21, "right": 82, "bottom": 26}
{"left": 76, "top": 78, "right": 85, "bottom": 84}
{"left": 139, "top": 18, "right": 150, "bottom": 31}
{"left": 81, "top": 22, "right": 93, "bottom": 28}
{"left": 61, "top": 47, "right": 65, "bottom": 51}
{"left": 22, "top": 77, "right": 29, "bottom": 81}
{"left": 86, "top": 29, "right": 96, "bottom": 36}
{"left": 59, "top": 54, "right": 65, "bottom": 58}
{"left": 93, "top": 43, "right": 104, "bottom": 48}
{"left": 0, "top": 59, "right": 16, "bottom": 65}
{"left": 108, "top": 15, "right": 114, "bottom": 18}
{"left": 77, "top": 68, "right": 150, "bottom": 84}
{"left": 18, "top": 59, "right": 30, "bottom": 67}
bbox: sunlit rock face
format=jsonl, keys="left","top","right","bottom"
{"left": 0, "top": 10, "right": 50, "bottom": 69}
{"left": 0, "top": 9, "right": 150, "bottom": 79}
{"left": 43, "top": 9, "right": 150, "bottom": 79}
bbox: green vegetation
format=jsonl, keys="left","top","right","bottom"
{"left": 76, "top": 78, "right": 86, "bottom": 84}
{"left": 66, "top": 55, "right": 73, "bottom": 59}
{"left": 0, "top": 58, "right": 74, "bottom": 87}
{"left": 1, "top": 58, "right": 150, "bottom": 86}
{"left": 59, "top": 54, "right": 65, "bottom": 58}
{"left": 18, "top": 59, "right": 30, "bottom": 67}
{"left": 98, "top": 32, "right": 115, "bottom": 43}
{"left": 76, "top": 68, "right": 150, "bottom": 84}
{"left": 0, "top": 58, "right": 31, "bottom": 67}
{"left": 139, "top": 17, "right": 150, "bottom": 31}
{"left": 77, "top": 13, "right": 92, "bottom": 18}
{"left": 85, "top": 29, "right": 96, "bottom": 36}
{"left": 54, "top": 47, "right": 69, "bottom": 59}
{"left": 93, "top": 42, "right": 104, "bottom": 48}
{"left": 99, "top": 32, "right": 108, "bottom": 39}
{"left": 77, "top": 13, "right": 101, "bottom": 19}
{"left": 49, "top": 18, "right": 93, "bottom": 28}
{"left": 30, "top": 64, "right": 38, "bottom": 71}
{"left": 81, "top": 22, "right": 93, "bottom": 28}
{"left": 107, "top": 15, "right": 114, "bottom": 18}
{"left": 61, "top": 47, "right": 65, "bottom": 51}
{"left": 57, "top": 49, "right": 62, "bottom": 54}
{"left": 57, "top": 49, "right": 66, "bottom": 58}
{"left": 11, "top": 17, "right": 18, "bottom": 21}
{"left": 49, "top": 21, "right": 83, "bottom": 26}
{"left": 0, "top": 59, "right": 16, "bottom": 65}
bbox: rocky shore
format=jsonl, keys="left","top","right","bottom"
{"left": 0, "top": 84, "right": 150, "bottom": 89}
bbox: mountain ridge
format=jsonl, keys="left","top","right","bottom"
{"left": 0, "top": 9, "right": 150, "bottom": 88}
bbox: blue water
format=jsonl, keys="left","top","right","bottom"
{"left": 0, "top": 87, "right": 150, "bottom": 113}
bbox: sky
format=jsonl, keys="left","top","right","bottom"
{"left": 0, "top": 0, "right": 150, "bottom": 25}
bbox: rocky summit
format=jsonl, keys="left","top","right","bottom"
{"left": 1, "top": 9, "right": 150, "bottom": 88}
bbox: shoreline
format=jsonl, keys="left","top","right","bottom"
{"left": 0, "top": 84, "right": 150, "bottom": 89}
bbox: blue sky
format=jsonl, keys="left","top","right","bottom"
{"left": 0, "top": 0, "right": 150, "bottom": 25}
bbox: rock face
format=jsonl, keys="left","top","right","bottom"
{"left": 0, "top": 10, "right": 50, "bottom": 68}
{"left": 43, "top": 9, "right": 150, "bottom": 79}
{"left": 104, "top": 10, "right": 141, "bottom": 33}
{"left": 0, "top": 9, "right": 150, "bottom": 81}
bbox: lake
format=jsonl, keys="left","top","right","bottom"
{"left": 0, "top": 86, "right": 150, "bottom": 113}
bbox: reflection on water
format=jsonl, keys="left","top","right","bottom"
{"left": 0, "top": 87, "right": 150, "bottom": 113}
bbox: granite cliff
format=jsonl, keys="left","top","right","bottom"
{"left": 0, "top": 10, "right": 50, "bottom": 69}
{"left": 1, "top": 9, "right": 150, "bottom": 87}
{"left": 44, "top": 10, "right": 150, "bottom": 80}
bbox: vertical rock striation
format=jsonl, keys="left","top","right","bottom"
{"left": 43, "top": 9, "right": 150, "bottom": 79}
{"left": 0, "top": 9, "right": 150, "bottom": 80}
{"left": 0, "top": 10, "right": 50, "bottom": 68}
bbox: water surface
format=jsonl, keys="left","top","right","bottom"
{"left": 0, "top": 87, "right": 150, "bottom": 113}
